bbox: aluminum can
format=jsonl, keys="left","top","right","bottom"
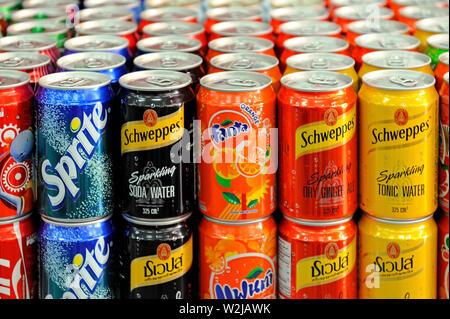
{"left": 414, "top": 17, "right": 449, "bottom": 53}
{"left": 204, "top": 7, "right": 263, "bottom": 36}
{"left": 435, "top": 52, "right": 449, "bottom": 90}
{"left": 438, "top": 211, "right": 449, "bottom": 299}
{"left": 426, "top": 33, "right": 449, "bottom": 70}
{"left": 22, "top": 0, "right": 79, "bottom": 9}
{"left": 398, "top": 5, "right": 448, "bottom": 33}
{"left": 79, "top": 6, "right": 135, "bottom": 23}
{"left": 84, "top": 0, "right": 141, "bottom": 22}
{"left": 271, "top": 0, "right": 324, "bottom": 7}
{"left": 278, "top": 215, "right": 357, "bottom": 299}
{"left": 390, "top": 0, "right": 447, "bottom": 17}
{"left": 270, "top": 6, "right": 329, "bottom": 36}
{"left": 334, "top": 5, "right": 393, "bottom": 34}
{"left": 209, "top": 21, "right": 274, "bottom": 44}
{"left": 359, "top": 70, "right": 438, "bottom": 220}
{"left": 329, "top": 0, "right": 386, "bottom": 18}
{"left": 137, "top": 36, "right": 203, "bottom": 57}
{"left": 439, "top": 72, "right": 449, "bottom": 213}
{"left": 199, "top": 214, "right": 277, "bottom": 299}
{"left": 0, "top": 12, "right": 6, "bottom": 36}
{"left": 0, "top": 0, "right": 21, "bottom": 22}
{"left": 10, "top": 7, "right": 68, "bottom": 24}
{"left": 138, "top": 7, "right": 198, "bottom": 34}
{"left": 36, "top": 72, "right": 116, "bottom": 221}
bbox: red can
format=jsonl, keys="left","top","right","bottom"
{"left": 269, "top": 6, "right": 330, "bottom": 36}
{"left": 276, "top": 21, "right": 342, "bottom": 56}
{"left": 142, "top": 21, "right": 207, "bottom": 55}
{"left": 0, "top": 213, "right": 37, "bottom": 299}
{"left": 204, "top": 7, "right": 263, "bottom": 36}
{"left": 280, "top": 36, "right": 350, "bottom": 73}
{"left": 398, "top": 5, "right": 448, "bottom": 33}
{"left": 209, "top": 21, "right": 274, "bottom": 44}
{"left": 391, "top": 0, "right": 448, "bottom": 17}
{"left": 435, "top": 52, "right": 449, "bottom": 91}
{"left": 440, "top": 72, "right": 449, "bottom": 213}
{"left": 0, "top": 71, "right": 35, "bottom": 221}
{"left": 278, "top": 214, "right": 357, "bottom": 299}
{"left": 329, "top": 0, "right": 387, "bottom": 18}
{"left": 0, "top": 52, "right": 52, "bottom": 92}
{"left": 438, "top": 211, "right": 449, "bottom": 299}
{"left": 0, "top": 12, "right": 7, "bottom": 37}
{"left": 138, "top": 7, "right": 199, "bottom": 34}
{"left": 75, "top": 19, "right": 140, "bottom": 57}
{"left": 278, "top": 71, "right": 358, "bottom": 220}
{"left": 333, "top": 5, "right": 394, "bottom": 34}
{"left": 352, "top": 33, "right": 420, "bottom": 70}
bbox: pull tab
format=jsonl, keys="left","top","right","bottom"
{"left": 230, "top": 58, "right": 253, "bottom": 69}
{"left": 170, "top": 26, "right": 187, "bottom": 34}
{"left": 16, "top": 40, "right": 34, "bottom": 49}
{"left": 83, "top": 58, "right": 105, "bottom": 68}
{"left": 161, "top": 41, "right": 179, "bottom": 50}
{"left": 310, "top": 57, "right": 329, "bottom": 69}
{"left": 233, "top": 41, "right": 253, "bottom": 50}
{"left": 308, "top": 75, "right": 338, "bottom": 86}
{"left": 226, "top": 78, "right": 257, "bottom": 87}
{"left": 303, "top": 41, "right": 324, "bottom": 50}
{"left": 102, "top": 23, "right": 122, "bottom": 32}
{"left": 436, "top": 23, "right": 446, "bottom": 32}
{"left": 161, "top": 12, "right": 177, "bottom": 19}
{"left": 386, "top": 56, "right": 407, "bottom": 67}
{"left": 0, "top": 57, "right": 25, "bottom": 67}
{"left": 146, "top": 76, "right": 175, "bottom": 87}
{"left": 229, "top": 12, "right": 245, "bottom": 19}
{"left": 58, "top": 77, "right": 87, "bottom": 87}
{"left": 299, "top": 26, "right": 319, "bottom": 33}
{"left": 389, "top": 75, "right": 418, "bottom": 87}
{"left": 236, "top": 26, "right": 254, "bottom": 34}
{"left": 160, "top": 57, "right": 179, "bottom": 68}
{"left": 379, "top": 39, "right": 399, "bottom": 48}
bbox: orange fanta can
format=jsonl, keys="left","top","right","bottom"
{"left": 199, "top": 214, "right": 277, "bottom": 299}
{"left": 197, "top": 71, "right": 277, "bottom": 221}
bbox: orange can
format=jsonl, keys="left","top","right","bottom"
{"left": 390, "top": 0, "right": 447, "bottom": 17}
{"left": 209, "top": 21, "right": 274, "bottom": 43}
{"left": 138, "top": 7, "right": 198, "bottom": 34}
{"left": 269, "top": 6, "right": 330, "bottom": 36}
{"left": 278, "top": 215, "right": 357, "bottom": 299}
{"left": 329, "top": 0, "right": 387, "bottom": 19}
{"left": 206, "top": 36, "right": 276, "bottom": 67}
{"left": 438, "top": 211, "right": 449, "bottom": 299}
{"left": 280, "top": 36, "right": 350, "bottom": 73}
{"left": 398, "top": 5, "right": 448, "bottom": 33}
{"left": 278, "top": 71, "right": 358, "bottom": 221}
{"left": 208, "top": 53, "right": 282, "bottom": 92}
{"left": 197, "top": 71, "right": 277, "bottom": 221}
{"left": 333, "top": 5, "right": 394, "bottom": 34}
{"left": 204, "top": 7, "right": 263, "bottom": 36}
{"left": 439, "top": 72, "right": 449, "bottom": 213}
{"left": 435, "top": 52, "right": 449, "bottom": 90}
{"left": 199, "top": 214, "right": 277, "bottom": 299}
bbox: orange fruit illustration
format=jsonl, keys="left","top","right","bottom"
{"left": 213, "top": 148, "right": 240, "bottom": 180}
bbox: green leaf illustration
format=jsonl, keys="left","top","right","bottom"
{"left": 216, "top": 173, "right": 231, "bottom": 188}
{"left": 245, "top": 267, "right": 264, "bottom": 280}
{"left": 247, "top": 199, "right": 258, "bottom": 208}
{"left": 222, "top": 192, "right": 241, "bottom": 205}
{"left": 220, "top": 119, "right": 233, "bottom": 126}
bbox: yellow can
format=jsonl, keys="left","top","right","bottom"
{"left": 284, "top": 52, "right": 359, "bottom": 93}
{"left": 358, "top": 213, "right": 437, "bottom": 299}
{"left": 359, "top": 70, "right": 439, "bottom": 220}
{"left": 358, "top": 50, "right": 434, "bottom": 80}
{"left": 414, "top": 17, "right": 450, "bottom": 53}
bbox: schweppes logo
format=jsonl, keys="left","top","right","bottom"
{"left": 296, "top": 238, "right": 356, "bottom": 291}
{"left": 130, "top": 236, "right": 193, "bottom": 291}
{"left": 295, "top": 106, "right": 356, "bottom": 159}
{"left": 121, "top": 105, "right": 184, "bottom": 154}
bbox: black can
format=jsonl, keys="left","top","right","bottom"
{"left": 118, "top": 70, "right": 195, "bottom": 219}
{"left": 120, "top": 213, "right": 193, "bottom": 299}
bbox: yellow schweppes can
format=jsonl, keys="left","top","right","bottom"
{"left": 359, "top": 70, "right": 439, "bottom": 220}
{"left": 358, "top": 213, "right": 437, "bottom": 299}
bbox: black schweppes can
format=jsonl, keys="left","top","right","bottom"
{"left": 118, "top": 70, "right": 195, "bottom": 219}
{"left": 119, "top": 213, "right": 193, "bottom": 299}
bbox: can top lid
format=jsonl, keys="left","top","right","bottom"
{"left": 84, "top": 0, "right": 139, "bottom": 8}
{"left": 75, "top": 20, "right": 138, "bottom": 36}
{"left": 0, "top": 0, "right": 21, "bottom": 5}
{"left": 79, "top": 6, "right": 135, "bottom": 22}
{"left": 133, "top": 52, "right": 203, "bottom": 71}
{"left": 119, "top": 70, "right": 192, "bottom": 91}
{"left": 362, "top": 50, "right": 431, "bottom": 69}
{"left": 334, "top": 5, "right": 394, "bottom": 20}
{"left": 279, "top": 20, "right": 341, "bottom": 37}
{"left": 270, "top": 0, "right": 324, "bottom": 7}
{"left": 210, "top": 52, "right": 279, "bottom": 71}
{"left": 284, "top": 36, "right": 349, "bottom": 53}
{"left": 22, "top": 0, "right": 77, "bottom": 8}
{"left": 445, "top": 71, "right": 449, "bottom": 84}
{"left": 347, "top": 20, "right": 410, "bottom": 35}
{"left": 41, "top": 214, "right": 113, "bottom": 227}
{"left": 286, "top": 52, "right": 355, "bottom": 71}
{"left": 140, "top": 7, "right": 198, "bottom": 22}
{"left": 142, "top": 21, "right": 204, "bottom": 36}
{"left": 208, "top": 0, "right": 261, "bottom": 7}
{"left": 200, "top": 71, "right": 272, "bottom": 92}
{"left": 206, "top": 6, "right": 263, "bottom": 21}
{"left": 0, "top": 70, "right": 30, "bottom": 90}
{"left": 355, "top": 33, "right": 420, "bottom": 50}
{"left": 0, "top": 212, "right": 33, "bottom": 226}
{"left": 399, "top": 5, "right": 448, "bottom": 20}
{"left": 208, "top": 36, "right": 274, "bottom": 53}
{"left": 123, "top": 213, "right": 192, "bottom": 226}
{"left": 363, "top": 212, "right": 434, "bottom": 225}
{"left": 57, "top": 52, "right": 126, "bottom": 71}
{"left": 362, "top": 69, "right": 435, "bottom": 90}
{"left": 0, "top": 52, "right": 50, "bottom": 70}
{"left": 11, "top": 7, "right": 68, "bottom": 23}
{"left": 427, "top": 33, "right": 449, "bottom": 50}
{"left": 64, "top": 35, "right": 130, "bottom": 52}
{"left": 211, "top": 21, "right": 273, "bottom": 36}
{"left": 7, "top": 20, "right": 69, "bottom": 35}
{"left": 145, "top": 0, "right": 200, "bottom": 8}
{"left": 281, "top": 70, "right": 353, "bottom": 92}
{"left": 203, "top": 214, "right": 272, "bottom": 226}
{"left": 0, "top": 34, "right": 57, "bottom": 51}
{"left": 441, "top": 52, "right": 450, "bottom": 65}
{"left": 137, "top": 36, "right": 202, "bottom": 53}
{"left": 415, "top": 16, "right": 449, "bottom": 33}
{"left": 39, "top": 71, "right": 112, "bottom": 90}
{"left": 392, "top": 0, "right": 445, "bottom": 6}
{"left": 330, "top": 0, "right": 386, "bottom": 6}
{"left": 270, "top": 6, "right": 329, "bottom": 22}
{"left": 283, "top": 214, "right": 354, "bottom": 227}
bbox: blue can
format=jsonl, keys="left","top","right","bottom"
{"left": 38, "top": 214, "right": 117, "bottom": 299}
{"left": 56, "top": 52, "right": 128, "bottom": 93}
{"left": 64, "top": 35, "right": 133, "bottom": 66}
{"left": 36, "top": 71, "right": 116, "bottom": 221}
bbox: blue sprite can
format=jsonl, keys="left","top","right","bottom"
{"left": 56, "top": 52, "right": 128, "bottom": 93}
{"left": 64, "top": 35, "right": 133, "bottom": 67}
{"left": 36, "top": 71, "right": 116, "bottom": 221}
{"left": 38, "top": 214, "right": 117, "bottom": 299}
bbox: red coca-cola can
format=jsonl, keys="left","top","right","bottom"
{"left": 0, "top": 71, "right": 35, "bottom": 221}
{"left": 209, "top": 21, "right": 274, "bottom": 43}
{"left": 0, "top": 212, "right": 37, "bottom": 299}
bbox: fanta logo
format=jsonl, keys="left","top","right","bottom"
{"left": 240, "top": 103, "right": 260, "bottom": 125}
{"left": 394, "top": 109, "right": 408, "bottom": 126}
{"left": 214, "top": 268, "right": 274, "bottom": 299}
{"left": 157, "top": 243, "right": 171, "bottom": 261}
{"left": 41, "top": 102, "right": 109, "bottom": 210}
{"left": 325, "top": 243, "right": 339, "bottom": 260}
{"left": 387, "top": 242, "right": 400, "bottom": 259}
{"left": 144, "top": 109, "right": 158, "bottom": 127}
{"left": 211, "top": 121, "right": 249, "bottom": 144}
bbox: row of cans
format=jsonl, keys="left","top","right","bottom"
{"left": 0, "top": 208, "right": 448, "bottom": 299}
